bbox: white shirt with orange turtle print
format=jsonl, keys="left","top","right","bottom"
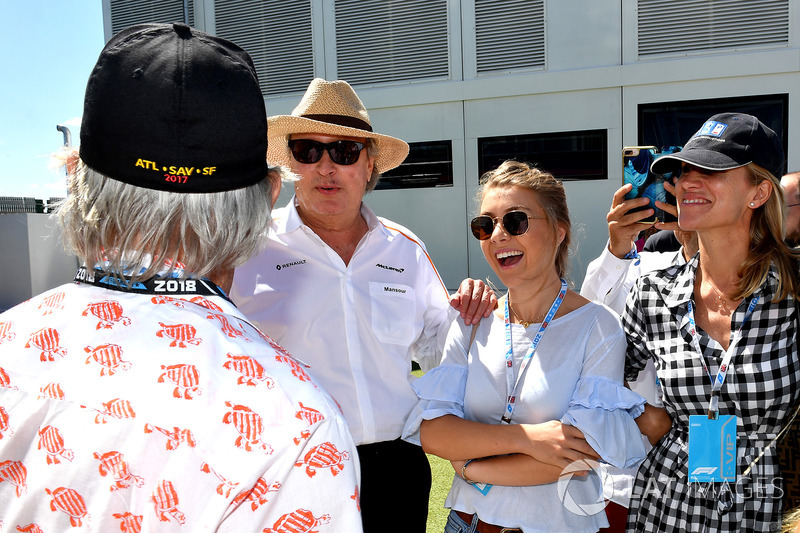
{"left": 0, "top": 281, "right": 362, "bottom": 532}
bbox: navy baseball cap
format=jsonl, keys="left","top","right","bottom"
{"left": 651, "top": 112, "right": 784, "bottom": 178}
{"left": 80, "top": 23, "right": 269, "bottom": 193}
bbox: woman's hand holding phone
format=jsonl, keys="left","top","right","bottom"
{"left": 608, "top": 183, "right": 655, "bottom": 259}
{"left": 652, "top": 179, "right": 679, "bottom": 232}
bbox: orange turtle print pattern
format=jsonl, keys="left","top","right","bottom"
{"left": 82, "top": 300, "right": 132, "bottom": 330}
{"left": 151, "top": 480, "right": 185, "bottom": 524}
{"left": 293, "top": 402, "right": 325, "bottom": 445}
{"left": 200, "top": 462, "right": 239, "bottom": 498}
{"left": 274, "top": 355, "right": 313, "bottom": 383}
{"left": 150, "top": 295, "right": 187, "bottom": 308}
{"left": 93, "top": 450, "right": 145, "bottom": 491}
{"left": 0, "top": 366, "right": 13, "bottom": 388}
{"left": 188, "top": 295, "right": 224, "bottom": 312}
{"left": 91, "top": 398, "right": 137, "bottom": 424}
{"left": 223, "top": 353, "right": 275, "bottom": 388}
{"left": 84, "top": 343, "right": 132, "bottom": 376}
{"left": 294, "top": 442, "right": 350, "bottom": 478}
{"left": 231, "top": 477, "right": 282, "bottom": 511}
{"left": 263, "top": 508, "right": 330, "bottom": 533}
{"left": 25, "top": 328, "right": 67, "bottom": 362}
{"left": 0, "top": 286, "right": 362, "bottom": 530}
{"left": 156, "top": 322, "right": 202, "bottom": 348}
{"left": 113, "top": 512, "right": 143, "bottom": 533}
{"left": 38, "top": 291, "right": 65, "bottom": 315}
{"left": 38, "top": 382, "right": 65, "bottom": 401}
{"left": 144, "top": 424, "right": 197, "bottom": 450}
{"left": 45, "top": 486, "right": 89, "bottom": 526}
{"left": 0, "top": 406, "right": 12, "bottom": 439}
{"left": 158, "top": 364, "right": 202, "bottom": 399}
{"left": 222, "top": 402, "right": 273, "bottom": 454}
{"left": 0, "top": 321, "right": 16, "bottom": 344}
{"left": 206, "top": 312, "right": 250, "bottom": 341}
{"left": 16, "top": 524, "right": 46, "bottom": 533}
{"left": 37, "top": 426, "right": 74, "bottom": 465}
{"left": 0, "top": 459, "right": 27, "bottom": 497}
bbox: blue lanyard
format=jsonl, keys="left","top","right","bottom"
{"left": 501, "top": 278, "right": 568, "bottom": 424}
{"left": 686, "top": 295, "right": 759, "bottom": 419}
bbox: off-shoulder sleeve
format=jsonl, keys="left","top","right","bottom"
{"left": 402, "top": 315, "right": 474, "bottom": 445}
{"left": 560, "top": 376, "right": 647, "bottom": 468}
{"left": 558, "top": 305, "right": 647, "bottom": 468}
{"left": 402, "top": 364, "right": 467, "bottom": 445}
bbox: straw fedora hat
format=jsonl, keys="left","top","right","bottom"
{"left": 267, "top": 78, "right": 409, "bottom": 174}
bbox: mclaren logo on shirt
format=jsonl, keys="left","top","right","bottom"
{"left": 376, "top": 263, "right": 404, "bottom": 273}
{"left": 276, "top": 260, "right": 306, "bottom": 271}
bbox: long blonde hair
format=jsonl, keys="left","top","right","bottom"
{"left": 735, "top": 163, "right": 800, "bottom": 301}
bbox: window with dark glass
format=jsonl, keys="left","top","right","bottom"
{"left": 477, "top": 130, "right": 607, "bottom": 182}
{"left": 638, "top": 94, "right": 788, "bottom": 172}
{"left": 375, "top": 140, "right": 453, "bottom": 190}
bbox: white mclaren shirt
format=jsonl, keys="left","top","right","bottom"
{"left": 231, "top": 198, "right": 451, "bottom": 445}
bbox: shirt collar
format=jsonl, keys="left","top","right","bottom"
{"left": 660, "top": 252, "right": 779, "bottom": 308}
{"left": 276, "top": 195, "right": 384, "bottom": 235}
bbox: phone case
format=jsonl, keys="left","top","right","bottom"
{"left": 623, "top": 146, "right": 681, "bottom": 224}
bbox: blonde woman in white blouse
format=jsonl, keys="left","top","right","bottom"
{"left": 403, "top": 160, "right": 647, "bottom": 533}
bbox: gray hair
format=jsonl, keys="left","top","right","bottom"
{"left": 364, "top": 138, "right": 381, "bottom": 193}
{"left": 57, "top": 160, "right": 279, "bottom": 282}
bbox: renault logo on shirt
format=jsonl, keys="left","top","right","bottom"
{"left": 276, "top": 260, "right": 306, "bottom": 271}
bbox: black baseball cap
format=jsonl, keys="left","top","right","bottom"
{"left": 79, "top": 23, "right": 269, "bottom": 193}
{"left": 651, "top": 112, "right": 784, "bottom": 178}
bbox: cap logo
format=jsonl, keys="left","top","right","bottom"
{"left": 697, "top": 120, "right": 727, "bottom": 138}
{"left": 135, "top": 158, "right": 217, "bottom": 186}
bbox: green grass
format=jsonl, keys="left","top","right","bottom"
{"left": 426, "top": 453, "right": 453, "bottom": 533}
{"left": 413, "top": 368, "right": 453, "bottom": 533}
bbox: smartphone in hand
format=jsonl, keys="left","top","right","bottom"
{"left": 623, "top": 146, "right": 681, "bottom": 224}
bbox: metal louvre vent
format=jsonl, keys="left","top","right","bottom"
{"left": 109, "top": 0, "right": 194, "bottom": 35}
{"left": 637, "top": 0, "right": 789, "bottom": 57}
{"left": 334, "top": 0, "right": 450, "bottom": 86}
{"left": 215, "top": 0, "right": 314, "bottom": 96}
{"left": 474, "top": 0, "right": 545, "bottom": 75}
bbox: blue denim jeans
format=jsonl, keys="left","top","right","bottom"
{"left": 443, "top": 510, "right": 478, "bottom": 533}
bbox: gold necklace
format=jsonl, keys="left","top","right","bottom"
{"left": 704, "top": 275, "right": 733, "bottom": 313}
{"left": 507, "top": 299, "right": 545, "bottom": 328}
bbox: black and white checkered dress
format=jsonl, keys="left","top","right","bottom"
{"left": 623, "top": 254, "right": 799, "bottom": 532}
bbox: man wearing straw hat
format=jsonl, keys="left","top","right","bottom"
{"left": 231, "top": 78, "right": 495, "bottom": 531}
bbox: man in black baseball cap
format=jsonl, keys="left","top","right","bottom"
{"left": 0, "top": 23, "right": 362, "bottom": 530}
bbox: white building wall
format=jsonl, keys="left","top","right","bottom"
{"left": 0, "top": 214, "right": 78, "bottom": 312}
{"left": 100, "top": 0, "right": 800, "bottom": 291}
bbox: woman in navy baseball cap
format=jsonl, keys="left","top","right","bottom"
{"left": 623, "top": 112, "right": 800, "bottom": 531}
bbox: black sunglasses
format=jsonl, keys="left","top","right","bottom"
{"left": 288, "top": 139, "right": 366, "bottom": 165}
{"left": 470, "top": 211, "right": 545, "bottom": 240}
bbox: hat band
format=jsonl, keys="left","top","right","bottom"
{"left": 301, "top": 113, "right": 373, "bottom": 132}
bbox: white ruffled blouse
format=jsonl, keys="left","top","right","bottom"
{"left": 403, "top": 302, "right": 647, "bottom": 533}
